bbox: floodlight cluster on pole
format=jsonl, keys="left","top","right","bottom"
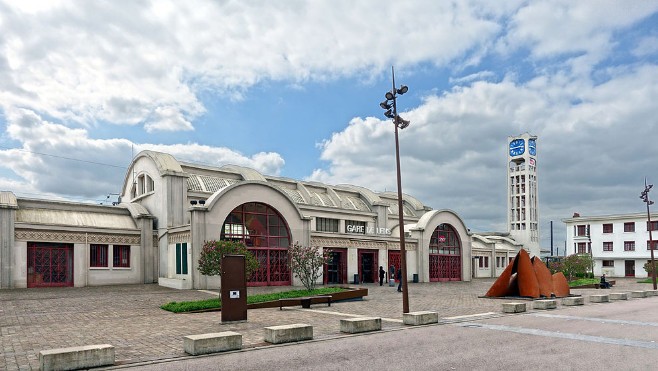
{"left": 380, "top": 66, "right": 410, "bottom": 313}
{"left": 640, "top": 178, "right": 657, "bottom": 290}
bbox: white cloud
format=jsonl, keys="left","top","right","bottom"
{"left": 311, "top": 64, "right": 658, "bottom": 235}
{"left": 0, "top": 109, "right": 285, "bottom": 198}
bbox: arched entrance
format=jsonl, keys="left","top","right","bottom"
{"left": 220, "top": 202, "right": 291, "bottom": 286}
{"left": 429, "top": 224, "right": 462, "bottom": 281}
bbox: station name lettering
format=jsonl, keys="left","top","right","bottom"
{"left": 346, "top": 224, "right": 391, "bottom": 235}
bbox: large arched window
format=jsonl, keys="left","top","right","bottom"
{"left": 428, "top": 224, "right": 461, "bottom": 281}
{"left": 220, "top": 202, "right": 291, "bottom": 286}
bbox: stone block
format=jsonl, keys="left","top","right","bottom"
{"left": 631, "top": 291, "right": 647, "bottom": 298}
{"left": 589, "top": 294, "right": 609, "bottom": 303}
{"left": 644, "top": 290, "right": 658, "bottom": 297}
{"left": 264, "top": 324, "right": 313, "bottom": 344}
{"left": 562, "top": 296, "right": 584, "bottom": 306}
{"left": 340, "top": 317, "right": 382, "bottom": 333}
{"left": 40, "top": 344, "right": 115, "bottom": 371}
{"left": 609, "top": 292, "right": 628, "bottom": 300}
{"left": 183, "top": 332, "right": 242, "bottom": 355}
{"left": 403, "top": 311, "right": 439, "bottom": 325}
{"left": 533, "top": 299, "right": 557, "bottom": 310}
{"left": 502, "top": 302, "right": 526, "bottom": 313}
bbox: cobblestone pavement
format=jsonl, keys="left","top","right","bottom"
{"left": 0, "top": 278, "right": 652, "bottom": 370}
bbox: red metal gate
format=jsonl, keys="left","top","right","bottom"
{"left": 247, "top": 248, "right": 290, "bottom": 286}
{"left": 27, "top": 242, "right": 74, "bottom": 288}
{"left": 429, "top": 224, "right": 462, "bottom": 282}
{"left": 388, "top": 251, "right": 401, "bottom": 282}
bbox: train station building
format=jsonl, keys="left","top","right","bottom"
{"left": 1, "top": 134, "right": 539, "bottom": 289}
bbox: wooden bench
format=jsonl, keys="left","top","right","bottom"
{"left": 279, "top": 295, "right": 331, "bottom": 310}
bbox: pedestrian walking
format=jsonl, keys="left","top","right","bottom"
{"left": 379, "top": 266, "right": 386, "bottom": 286}
{"left": 397, "top": 267, "right": 403, "bottom": 292}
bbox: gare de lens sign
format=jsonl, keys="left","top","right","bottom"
{"left": 346, "top": 223, "right": 391, "bottom": 236}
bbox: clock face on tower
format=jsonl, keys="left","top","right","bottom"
{"left": 528, "top": 139, "right": 536, "bottom": 156}
{"left": 509, "top": 138, "right": 525, "bottom": 156}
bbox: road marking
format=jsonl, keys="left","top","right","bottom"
{"left": 457, "top": 322, "right": 658, "bottom": 349}
{"left": 529, "top": 313, "right": 658, "bottom": 327}
{"left": 197, "top": 290, "right": 217, "bottom": 296}
{"left": 289, "top": 308, "right": 403, "bottom": 323}
{"left": 444, "top": 312, "right": 498, "bottom": 320}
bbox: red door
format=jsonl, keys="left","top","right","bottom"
{"left": 324, "top": 248, "right": 347, "bottom": 284}
{"left": 388, "top": 251, "right": 401, "bottom": 282}
{"left": 27, "top": 242, "right": 74, "bottom": 288}
{"left": 357, "top": 249, "right": 378, "bottom": 283}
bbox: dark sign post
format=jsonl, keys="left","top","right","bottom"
{"left": 220, "top": 255, "right": 247, "bottom": 322}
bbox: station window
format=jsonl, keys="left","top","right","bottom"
{"left": 602, "top": 260, "right": 614, "bottom": 267}
{"left": 316, "top": 217, "right": 339, "bottom": 233}
{"left": 176, "top": 243, "right": 188, "bottom": 274}
{"left": 90, "top": 244, "right": 108, "bottom": 267}
{"left": 602, "top": 224, "right": 613, "bottom": 233}
{"left": 113, "top": 245, "right": 130, "bottom": 268}
{"left": 602, "top": 242, "right": 613, "bottom": 252}
{"left": 478, "top": 256, "right": 489, "bottom": 268}
{"left": 648, "top": 240, "right": 658, "bottom": 251}
{"left": 624, "top": 222, "right": 635, "bottom": 232}
{"left": 624, "top": 241, "right": 635, "bottom": 251}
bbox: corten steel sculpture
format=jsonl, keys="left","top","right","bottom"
{"left": 485, "top": 249, "right": 570, "bottom": 298}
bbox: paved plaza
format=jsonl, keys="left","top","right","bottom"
{"left": 0, "top": 278, "right": 652, "bottom": 370}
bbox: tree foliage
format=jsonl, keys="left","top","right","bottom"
{"left": 197, "top": 240, "right": 259, "bottom": 277}
{"left": 288, "top": 242, "right": 331, "bottom": 291}
{"left": 561, "top": 253, "right": 593, "bottom": 281}
{"left": 643, "top": 260, "right": 658, "bottom": 276}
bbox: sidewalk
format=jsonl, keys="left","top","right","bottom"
{"left": 0, "top": 278, "right": 651, "bottom": 370}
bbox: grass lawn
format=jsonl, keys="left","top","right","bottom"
{"left": 161, "top": 287, "right": 348, "bottom": 313}
{"left": 637, "top": 278, "right": 658, "bottom": 284}
{"left": 568, "top": 278, "right": 598, "bottom": 287}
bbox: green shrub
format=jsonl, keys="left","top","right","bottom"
{"left": 161, "top": 287, "right": 347, "bottom": 313}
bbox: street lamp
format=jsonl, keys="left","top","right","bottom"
{"left": 380, "top": 66, "right": 410, "bottom": 313}
{"left": 640, "top": 178, "right": 657, "bottom": 290}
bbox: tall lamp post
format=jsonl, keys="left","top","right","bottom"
{"left": 380, "top": 66, "right": 411, "bottom": 313}
{"left": 640, "top": 178, "right": 657, "bottom": 290}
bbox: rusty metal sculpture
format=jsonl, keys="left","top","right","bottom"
{"left": 485, "top": 249, "right": 570, "bottom": 298}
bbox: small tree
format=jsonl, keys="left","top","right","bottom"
{"left": 197, "top": 240, "right": 260, "bottom": 282}
{"left": 643, "top": 260, "right": 658, "bottom": 277}
{"left": 288, "top": 242, "right": 331, "bottom": 291}
{"left": 561, "top": 253, "right": 593, "bottom": 281}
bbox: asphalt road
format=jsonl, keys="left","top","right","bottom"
{"left": 116, "top": 296, "right": 658, "bottom": 371}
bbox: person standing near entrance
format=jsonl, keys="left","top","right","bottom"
{"left": 397, "top": 267, "right": 403, "bottom": 292}
{"left": 379, "top": 266, "right": 386, "bottom": 286}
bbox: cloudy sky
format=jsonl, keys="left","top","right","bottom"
{"left": 1, "top": 0, "right": 658, "bottom": 252}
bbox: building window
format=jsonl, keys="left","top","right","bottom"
{"left": 316, "top": 217, "right": 339, "bottom": 233}
{"left": 577, "top": 242, "right": 588, "bottom": 254}
{"left": 648, "top": 240, "right": 657, "bottom": 251}
{"left": 602, "top": 242, "right": 613, "bottom": 251}
{"left": 624, "top": 241, "right": 635, "bottom": 251}
{"left": 496, "top": 257, "right": 506, "bottom": 268}
{"left": 113, "top": 245, "right": 130, "bottom": 268}
{"left": 624, "top": 222, "right": 635, "bottom": 232}
{"left": 602, "top": 260, "right": 614, "bottom": 267}
{"left": 90, "top": 244, "right": 108, "bottom": 267}
{"left": 576, "top": 225, "right": 589, "bottom": 236}
{"left": 478, "top": 256, "right": 489, "bottom": 268}
{"left": 602, "top": 224, "right": 613, "bottom": 233}
{"left": 648, "top": 221, "right": 658, "bottom": 231}
{"left": 345, "top": 220, "right": 366, "bottom": 234}
{"left": 176, "top": 243, "right": 188, "bottom": 275}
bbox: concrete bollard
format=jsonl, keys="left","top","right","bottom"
{"left": 562, "top": 296, "right": 584, "bottom": 306}
{"left": 502, "top": 302, "right": 526, "bottom": 313}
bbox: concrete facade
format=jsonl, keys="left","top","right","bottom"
{"left": 563, "top": 212, "right": 658, "bottom": 278}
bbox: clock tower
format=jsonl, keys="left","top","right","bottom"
{"left": 507, "top": 133, "right": 540, "bottom": 257}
